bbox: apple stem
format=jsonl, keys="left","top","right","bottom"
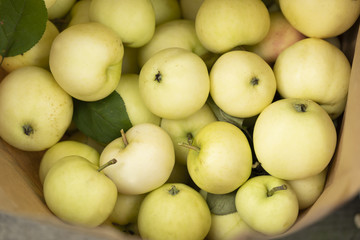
{"left": 294, "top": 103, "right": 307, "bottom": 112}
{"left": 98, "top": 159, "right": 117, "bottom": 172}
{"left": 121, "top": 129, "right": 128, "bottom": 146}
{"left": 267, "top": 184, "right": 287, "bottom": 197}
{"left": 168, "top": 185, "right": 180, "bottom": 196}
{"left": 178, "top": 142, "right": 200, "bottom": 152}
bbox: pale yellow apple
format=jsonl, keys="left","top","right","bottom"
{"left": 274, "top": 38, "right": 351, "bottom": 119}
{"left": 67, "top": 0, "right": 91, "bottom": 27}
{"left": 109, "top": 193, "right": 146, "bottom": 225}
{"left": 47, "top": 0, "right": 77, "bottom": 19}
{"left": 179, "top": 0, "right": 204, "bottom": 20}
{"left": 49, "top": 22, "right": 124, "bottom": 101}
{"left": 44, "top": 0, "right": 56, "bottom": 9}
{"left": 160, "top": 103, "right": 217, "bottom": 165}
{"left": 245, "top": 11, "right": 306, "bottom": 65}
{"left": 210, "top": 50, "right": 277, "bottom": 118}
{"left": 139, "top": 47, "right": 210, "bottom": 120}
{"left": 1, "top": 21, "right": 59, "bottom": 72}
{"left": 279, "top": 0, "right": 360, "bottom": 38}
{"left": 253, "top": 98, "right": 337, "bottom": 180}
{"left": 150, "top": 0, "right": 181, "bottom": 25}
{"left": 286, "top": 168, "right": 328, "bottom": 210}
{"left": 89, "top": 0, "right": 156, "bottom": 48}
{"left": 195, "top": 0, "right": 270, "bottom": 53}
{"left": 138, "top": 19, "right": 209, "bottom": 68}
{"left": 0, "top": 66, "right": 73, "bottom": 151}
{"left": 39, "top": 140, "right": 100, "bottom": 184}
{"left": 116, "top": 74, "right": 161, "bottom": 126}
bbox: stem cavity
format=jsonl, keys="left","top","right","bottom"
{"left": 98, "top": 159, "right": 117, "bottom": 172}
{"left": 267, "top": 184, "right": 287, "bottom": 197}
{"left": 187, "top": 132, "right": 193, "bottom": 145}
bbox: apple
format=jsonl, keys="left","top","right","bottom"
{"left": 39, "top": 140, "right": 100, "bottom": 184}
{"left": 67, "top": 130, "right": 105, "bottom": 154}
{"left": 137, "top": 19, "right": 210, "bottom": 68}
{"left": 279, "top": 0, "right": 360, "bottom": 38}
{"left": 47, "top": 0, "right": 77, "bottom": 20}
{"left": 1, "top": 20, "right": 59, "bottom": 72}
{"left": 160, "top": 103, "right": 217, "bottom": 166}
{"left": 43, "top": 155, "right": 118, "bottom": 227}
{"left": 109, "top": 192, "right": 146, "bottom": 226}
{"left": 179, "top": 0, "right": 204, "bottom": 20}
{"left": 273, "top": 37, "right": 351, "bottom": 119}
{"left": 203, "top": 190, "right": 258, "bottom": 240}
{"left": 186, "top": 121, "right": 253, "bottom": 194}
{"left": 244, "top": 10, "right": 306, "bottom": 65}
{"left": 210, "top": 50, "right": 277, "bottom": 118}
{"left": 0, "top": 66, "right": 73, "bottom": 151}
{"left": 67, "top": 0, "right": 91, "bottom": 27}
{"left": 139, "top": 47, "right": 210, "bottom": 120}
{"left": 286, "top": 168, "right": 328, "bottom": 210}
{"left": 150, "top": 0, "right": 181, "bottom": 25}
{"left": 253, "top": 98, "right": 337, "bottom": 180}
{"left": 115, "top": 74, "right": 161, "bottom": 126}
{"left": 49, "top": 22, "right": 124, "bottom": 101}
{"left": 235, "top": 175, "right": 299, "bottom": 236}
{"left": 99, "top": 123, "right": 175, "bottom": 195}
{"left": 137, "top": 183, "right": 211, "bottom": 240}
{"left": 89, "top": 0, "right": 156, "bottom": 48}
{"left": 195, "top": 0, "right": 270, "bottom": 53}
{"left": 44, "top": 0, "right": 56, "bottom": 9}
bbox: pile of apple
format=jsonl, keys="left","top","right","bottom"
{"left": 0, "top": 0, "right": 359, "bottom": 239}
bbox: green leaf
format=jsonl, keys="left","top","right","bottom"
{"left": 73, "top": 91, "right": 133, "bottom": 145}
{"left": 0, "top": 0, "right": 47, "bottom": 58}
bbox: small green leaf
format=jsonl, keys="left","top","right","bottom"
{"left": 0, "top": 0, "right": 47, "bottom": 58}
{"left": 73, "top": 91, "right": 133, "bottom": 145}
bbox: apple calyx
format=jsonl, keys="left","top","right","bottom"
{"left": 178, "top": 142, "right": 200, "bottom": 152}
{"left": 120, "top": 129, "right": 128, "bottom": 146}
{"left": 250, "top": 76, "right": 259, "bottom": 86}
{"left": 22, "top": 124, "right": 34, "bottom": 136}
{"left": 294, "top": 103, "right": 307, "bottom": 113}
{"left": 267, "top": 184, "right": 287, "bottom": 197}
{"left": 168, "top": 185, "right": 180, "bottom": 196}
{"left": 154, "top": 71, "right": 162, "bottom": 83}
{"left": 98, "top": 158, "right": 117, "bottom": 172}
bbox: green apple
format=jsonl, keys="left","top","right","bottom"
{"left": 99, "top": 123, "right": 175, "bottom": 195}
{"left": 244, "top": 10, "right": 306, "bottom": 65}
{"left": 116, "top": 74, "right": 161, "bottom": 126}
{"left": 47, "top": 0, "right": 77, "bottom": 20}
{"left": 286, "top": 168, "right": 328, "bottom": 210}
{"left": 274, "top": 38, "right": 351, "bottom": 119}
{"left": 139, "top": 47, "right": 210, "bottom": 120}
{"left": 67, "top": 0, "right": 91, "bottom": 27}
{"left": 89, "top": 0, "right": 156, "bottom": 48}
{"left": 0, "top": 66, "right": 73, "bottom": 151}
{"left": 138, "top": 19, "right": 210, "bottom": 68}
{"left": 49, "top": 22, "right": 124, "bottom": 101}
{"left": 253, "top": 98, "right": 337, "bottom": 180}
{"left": 279, "top": 0, "right": 360, "bottom": 38}
{"left": 235, "top": 175, "right": 299, "bottom": 236}
{"left": 150, "top": 0, "right": 181, "bottom": 25}
{"left": 179, "top": 0, "right": 204, "bottom": 20}
{"left": 210, "top": 50, "right": 277, "bottom": 118}
{"left": 203, "top": 190, "right": 258, "bottom": 240}
{"left": 1, "top": 20, "right": 59, "bottom": 72}
{"left": 160, "top": 103, "right": 217, "bottom": 165}
{"left": 109, "top": 192, "right": 146, "bottom": 225}
{"left": 39, "top": 140, "right": 100, "bottom": 184}
{"left": 186, "top": 121, "right": 252, "bottom": 194}
{"left": 43, "top": 155, "right": 118, "bottom": 227}
{"left": 138, "top": 183, "right": 211, "bottom": 240}
{"left": 195, "top": 0, "right": 270, "bottom": 53}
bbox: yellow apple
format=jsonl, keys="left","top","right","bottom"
{"left": 67, "top": 0, "right": 91, "bottom": 27}
{"left": 49, "top": 22, "right": 124, "bottom": 101}
{"left": 47, "top": 0, "right": 77, "bottom": 19}
{"left": 195, "top": 0, "right": 270, "bottom": 53}
{"left": 150, "top": 0, "right": 181, "bottom": 25}
{"left": 279, "top": 0, "right": 360, "bottom": 38}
